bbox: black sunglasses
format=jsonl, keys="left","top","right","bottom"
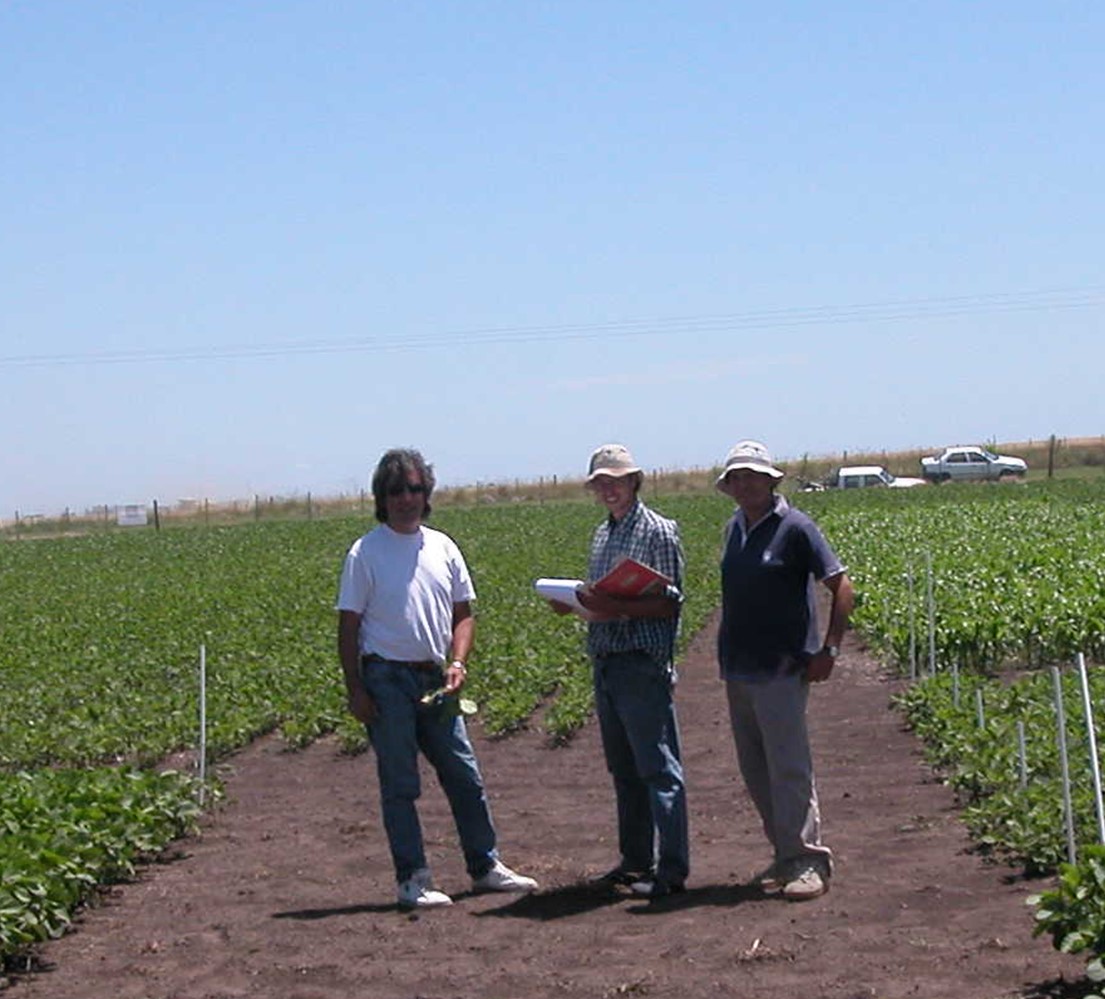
{"left": 387, "top": 483, "right": 427, "bottom": 496}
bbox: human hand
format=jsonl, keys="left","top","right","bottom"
{"left": 347, "top": 685, "right": 378, "bottom": 724}
{"left": 548, "top": 600, "right": 574, "bottom": 616}
{"left": 444, "top": 661, "right": 467, "bottom": 693}
{"left": 576, "top": 584, "right": 620, "bottom": 621}
{"left": 806, "top": 650, "right": 836, "bottom": 683}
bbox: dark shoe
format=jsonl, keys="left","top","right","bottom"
{"left": 629, "top": 877, "right": 685, "bottom": 899}
{"left": 752, "top": 861, "right": 784, "bottom": 894}
{"left": 589, "top": 864, "right": 648, "bottom": 887}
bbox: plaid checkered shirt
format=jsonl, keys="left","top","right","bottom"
{"left": 586, "top": 499, "right": 684, "bottom": 666}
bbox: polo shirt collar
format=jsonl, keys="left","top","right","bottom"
{"left": 736, "top": 492, "right": 789, "bottom": 535}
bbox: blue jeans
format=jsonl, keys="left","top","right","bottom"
{"left": 361, "top": 660, "right": 498, "bottom": 883}
{"left": 593, "top": 650, "right": 689, "bottom": 885}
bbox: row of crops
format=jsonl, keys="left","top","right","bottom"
{"left": 5, "top": 478, "right": 1105, "bottom": 970}
{"left": 798, "top": 480, "right": 1105, "bottom": 984}
{"left": 0, "top": 493, "right": 726, "bottom": 957}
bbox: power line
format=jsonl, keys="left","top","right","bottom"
{"left": 2, "top": 286, "right": 1102, "bottom": 368}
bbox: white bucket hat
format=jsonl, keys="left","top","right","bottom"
{"left": 715, "top": 440, "right": 784, "bottom": 489}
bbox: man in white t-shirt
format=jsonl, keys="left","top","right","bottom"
{"left": 337, "top": 448, "right": 537, "bottom": 909}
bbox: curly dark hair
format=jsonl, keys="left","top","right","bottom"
{"left": 371, "top": 448, "right": 436, "bottom": 523}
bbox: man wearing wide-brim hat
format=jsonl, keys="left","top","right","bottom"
{"left": 714, "top": 440, "right": 854, "bottom": 901}
{"left": 546, "top": 443, "right": 689, "bottom": 899}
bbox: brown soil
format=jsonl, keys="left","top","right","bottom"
{"left": 6, "top": 616, "right": 1089, "bottom": 999}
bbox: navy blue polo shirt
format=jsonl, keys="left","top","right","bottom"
{"left": 718, "top": 495, "right": 843, "bottom": 680}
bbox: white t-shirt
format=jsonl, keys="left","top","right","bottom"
{"left": 336, "top": 523, "right": 476, "bottom": 663}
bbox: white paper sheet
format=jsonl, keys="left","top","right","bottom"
{"left": 534, "top": 577, "right": 595, "bottom": 619}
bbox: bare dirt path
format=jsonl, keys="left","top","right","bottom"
{"left": 7, "top": 617, "right": 1088, "bottom": 999}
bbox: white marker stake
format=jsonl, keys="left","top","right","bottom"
{"left": 925, "top": 551, "right": 936, "bottom": 677}
{"left": 199, "top": 643, "right": 207, "bottom": 807}
{"left": 1017, "top": 720, "right": 1027, "bottom": 789}
{"left": 1077, "top": 652, "right": 1105, "bottom": 845}
{"left": 907, "top": 564, "right": 917, "bottom": 682}
{"left": 1052, "top": 666, "right": 1077, "bottom": 865}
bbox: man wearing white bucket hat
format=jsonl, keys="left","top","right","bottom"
{"left": 715, "top": 440, "right": 854, "bottom": 901}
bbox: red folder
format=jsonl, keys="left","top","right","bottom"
{"left": 594, "top": 558, "right": 671, "bottom": 597}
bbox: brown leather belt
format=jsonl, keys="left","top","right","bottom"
{"left": 362, "top": 653, "right": 440, "bottom": 671}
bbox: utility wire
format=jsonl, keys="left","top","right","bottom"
{"left": 2, "top": 286, "right": 1101, "bottom": 368}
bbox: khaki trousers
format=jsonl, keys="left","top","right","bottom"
{"left": 725, "top": 671, "right": 832, "bottom": 869}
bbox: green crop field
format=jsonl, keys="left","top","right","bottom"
{"left": 796, "top": 479, "right": 1105, "bottom": 980}
{"left": 0, "top": 492, "right": 727, "bottom": 957}
{"left": 5, "top": 478, "right": 1105, "bottom": 968}
{"left": 799, "top": 479, "right": 1105, "bottom": 671}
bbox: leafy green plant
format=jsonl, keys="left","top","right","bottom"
{"left": 801, "top": 479, "right": 1105, "bottom": 673}
{"left": 0, "top": 491, "right": 731, "bottom": 959}
{"left": 0, "top": 767, "right": 202, "bottom": 955}
{"left": 1029, "top": 845, "right": 1105, "bottom": 992}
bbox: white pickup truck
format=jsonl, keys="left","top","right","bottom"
{"left": 919, "top": 446, "right": 1028, "bottom": 483}
{"left": 833, "top": 465, "right": 926, "bottom": 489}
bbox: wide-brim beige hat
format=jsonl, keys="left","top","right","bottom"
{"left": 587, "top": 443, "right": 642, "bottom": 481}
{"left": 715, "top": 440, "right": 784, "bottom": 489}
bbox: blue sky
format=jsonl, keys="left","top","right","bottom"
{"left": 2, "top": 2, "right": 1102, "bottom": 516}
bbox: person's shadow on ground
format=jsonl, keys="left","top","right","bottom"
{"left": 470, "top": 880, "right": 764, "bottom": 921}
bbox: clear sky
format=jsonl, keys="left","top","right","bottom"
{"left": 3, "top": 2, "right": 1103, "bottom": 516}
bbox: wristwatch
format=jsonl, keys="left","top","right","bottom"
{"left": 821, "top": 644, "right": 840, "bottom": 659}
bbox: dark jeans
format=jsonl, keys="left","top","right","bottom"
{"left": 593, "top": 650, "right": 689, "bottom": 885}
{"left": 361, "top": 660, "right": 498, "bottom": 883}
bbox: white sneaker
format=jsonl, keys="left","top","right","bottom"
{"left": 397, "top": 868, "right": 453, "bottom": 909}
{"left": 782, "top": 863, "right": 828, "bottom": 901}
{"left": 472, "top": 860, "right": 538, "bottom": 894}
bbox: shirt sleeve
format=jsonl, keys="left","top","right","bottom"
{"left": 805, "top": 521, "right": 844, "bottom": 582}
{"left": 651, "top": 518, "right": 685, "bottom": 603}
{"left": 448, "top": 539, "right": 477, "bottom": 603}
{"left": 335, "top": 541, "right": 369, "bottom": 613}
